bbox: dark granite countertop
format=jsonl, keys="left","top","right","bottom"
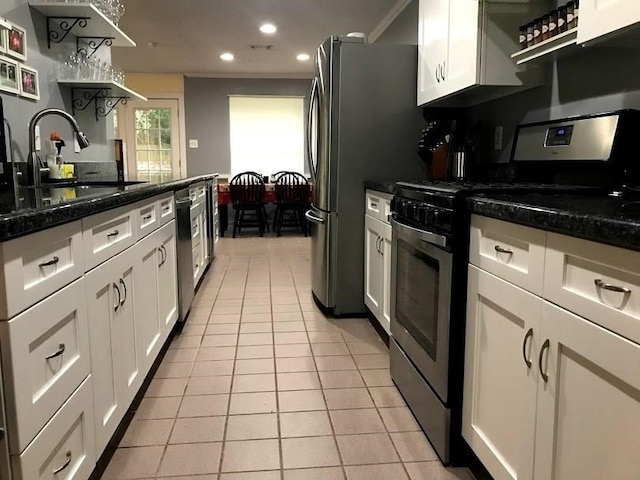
{"left": 468, "top": 192, "right": 640, "bottom": 251}
{"left": 0, "top": 174, "right": 217, "bottom": 241}
{"left": 363, "top": 180, "right": 395, "bottom": 195}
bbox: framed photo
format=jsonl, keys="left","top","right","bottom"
{"left": 0, "top": 19, "right": 10, "bottom": 55}
{"left": 0, "top": 56, "right": 19, "bottom": 94}
{"left": 19, "top": 65, "right": 38, "bottom": 100}
{"left": 6, "top": 24, "right": 26, "bottom": 62}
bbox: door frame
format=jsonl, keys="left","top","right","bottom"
{"left": 116, "top": 93, "right": 187, "bottom": 179}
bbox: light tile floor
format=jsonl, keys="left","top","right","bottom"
{"left": 102, "top": 237, "right": 474, "bottom": 480}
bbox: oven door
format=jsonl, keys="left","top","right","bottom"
{"left": 390, "top": 216, "right": 452, "bottom": 403}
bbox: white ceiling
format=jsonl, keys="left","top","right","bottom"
{"left": 112, "top": 0, "right": 407, "bottom": 78}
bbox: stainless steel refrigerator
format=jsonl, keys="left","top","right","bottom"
{"left": 305, "top": 36, "right": 427, "bottom": 315}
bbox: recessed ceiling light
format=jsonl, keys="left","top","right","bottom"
{"left": 260, "top": 23, "right": 277, "bottom": 34}
{"left": 296, "top": 53, "right": 310, "bottom": 61}
{"left": 220, "top": 52, "right": 234, "bottom": 61}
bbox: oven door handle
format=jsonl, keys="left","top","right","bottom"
{"left": 390, "top": 217, "right": 448, "bottom": 248}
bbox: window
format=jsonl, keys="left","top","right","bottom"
{"left": 229, "top": 96, "right": 305, "bottom": 176}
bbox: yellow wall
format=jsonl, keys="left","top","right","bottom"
{"left": 124, "top": 73, "right": 184, "bottom": 95}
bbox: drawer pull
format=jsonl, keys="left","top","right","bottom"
{"left": 163, "top": 205, "right": 171, "bottom": 211}
{"left": 52, "top": 451, "right": 72, "bottom": 474}
{"left": 370, "top": 201, "right": 379, "bottom": 210}
{"left": 113, "top": 283, "right": 121, "bottom": 311}
{"left": 143, "top": 214, "right": 152, "bottom": 221}
{"left": 594, "top": 279, "right": 631, "bottom": 295}
{"left": 539, "top": 339, "right": 550, "bottom": 383}
{"left": 522, "top": 328, "right": 533, "bottom": 369}
{"left": 494, "top": 245, "right": 514, "bottom": 255}
{"left": 107, "top": 229, "right": 120, "bottom": 238}
{"left": 161, "top": 245, "right": 167, "bottom": 266}
{"left": 45, "top": 343, "right": 66, "bottom": 360}
{"left": 119, "top": 278, "right": 127, "bottom": 306}
{"left": 39, "top": 256, "right": 60, "bottom": 268}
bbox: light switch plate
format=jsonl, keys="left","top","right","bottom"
{"left": 189, "top": 139, "right": 199, "bottom": 148}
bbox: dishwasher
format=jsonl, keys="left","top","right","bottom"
{"left": 175, "top": 187, "right": 194, "bottom": 328}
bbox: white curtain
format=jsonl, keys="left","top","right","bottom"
{"left": 229, "top": 95, "right": 305, "bottom": 177}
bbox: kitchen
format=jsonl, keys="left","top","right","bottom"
{"left": 0, "top": 2, "right": 638, "bottom": 478}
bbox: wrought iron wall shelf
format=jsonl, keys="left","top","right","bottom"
{"left": 29, "top": 2, "right": 135, "bottom": 53}
{"left": 58, "top": 80, "right": 147, "bottom": 121}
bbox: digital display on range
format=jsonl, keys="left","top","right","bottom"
{"left": 545, "top": 125, "right": 574, "bottom": 146}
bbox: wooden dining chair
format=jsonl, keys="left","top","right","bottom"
{"left": 229, "top": 171, "right": 267, "bottom": 237}
{"left": 273, "top": 171, "right": 310, "bottom": 236}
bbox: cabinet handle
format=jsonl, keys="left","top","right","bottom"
{"left": 107, "top": 229, "right": 119, "bottom": 238}
{"left": 113, "top": 282, "right": 121, "bottom": 311}
{"left": 143, "top": 214, "right": 152, "bottom": 221}
{"left": 441, "top": 60, "right": 446, "bottom": 81}
{"left": 522, "top": 328, "right": 533, "bottom": 369}
{"left": 594, "top": 279, "right": 631, "bottom": 295}
{"left": 539, "top": 339, "right": 550, "bottom": 383}
{"left": 158, "top": 247, "right": 164, "bottom": 267}
{"left": 435, "top": 64, "right": 441, "bottom": 83}
{"left": 119, "top": 278, "right": 127, "bottom": 306}
{"left": 379, "top": 237, "right": 384, "bottom": 257}
{"left": 159, "top": 245, "right": 167, "bottom": 267}
{"left": 494, "top": 245, "right": 514, "bottom": 256}
{"left": 39, "top": 256, "right": 59, "bottom": 268}
{"left": 52, "top": 451, "right": 72, "bottom": 475}
{"left": 45, "top": 343, "right": 66, "bottom": 360}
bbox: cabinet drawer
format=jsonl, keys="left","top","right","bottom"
{"left": 544, "top": 232, "right": 640, "bottom": 344}
{"left": 0, "top": 279, "right": 90, "bottom": 454}
{"left": 192, "top": 247, "right": 201, "bottom": 281}
{"left": 191, "top": 215, "right": 201, "bottom": 242}
{"left": 196, "top": 183, "right": 206, "bottom": 201}
{"left": 136, "top": 199, "right": 159, "bottom": 240}
{"left": 82, "top": 205, "right": 136, "bottom": 271}
{"left": 158, "top": 193, "right": 175, "bottom": 226}
{"left": 0, "top": 221, "right": 83, "bottom": 319}
{"left": 12, "top": 376, "right": 95, "bottom": 480}
{"left": 365, "top": 190, "right": 392, "bottom": 224}
{"left": 469, "top": 215, "right": 546, "bottom": 295}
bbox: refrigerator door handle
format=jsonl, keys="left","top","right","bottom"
{"left": 306, "top": 77, "right": 319, "bottom": 183}
{"left": 305, "top": 209, "right": 325, "bottom": 224}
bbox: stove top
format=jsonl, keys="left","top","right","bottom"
{"left": 395, "top": 179, "right": 604, "bottom": 195}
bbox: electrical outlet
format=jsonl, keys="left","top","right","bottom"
{"left": 494, "top": 126, "right": 503, "bottom": 150}
{"left": 189, "top": 139, "right": 199, "bottom": 149}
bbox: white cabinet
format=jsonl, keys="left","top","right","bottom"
{"left": 578, "top": 0, "right": 640, "bottom": 45}
{"left": 464, "top": 216, "right": 640, "bottom": 480}
{"left": 417, "top": 0, "right": 539, "bottom": 106}
{"left": 534, "top": 301, "right": 640, "bottom": 480}
{"left": 463, "top": 265, "right": 540, "bottom": 480}
{"left": 363, "top": 190, "right": 392, "bottom": 334}
{"left": 85, "top": 248, "right": 141, "bottom": 454}
{"left": 134, "top": 220, "right": 178, "bottom": 377}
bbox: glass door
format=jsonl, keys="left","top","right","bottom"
{"left": 122, "top": 99, "right": 181, "bottom": 182}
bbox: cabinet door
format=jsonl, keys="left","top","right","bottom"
{"left": 134, "top": 230, "right": 161, "bottom": 377}
{"left": 380, "top": 221, "right": 393, "bottom": 335}
{"left": 201, "top": 209, "right": 210, "bottom": 264}
{"left": 364, "top": 215, "right": 382, "bottom": 317}
{"left": 158, "top": 221, "right": 178, "bottom": 335}
{"left": 534, "top": 302, "right": 640, "bottom": 480}
{"left": 85, "top": 250, "right": 140, "bottom": 454}
{"left": 418, "top": 0, "right": 450, "bottom": 105}
{"left": 443, "top": 0, "right": 480, "bottom": 96}
{"left": 463, "top": 266, "right": 540, "bottom": 480}
{"left": 577, "top": 0, "right": 640, "bottom": 45}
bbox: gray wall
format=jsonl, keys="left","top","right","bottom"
{"left": 2, "top": 1, "right": 114, "bottom": 168}
{"left": 374, "top": 0, "right": 418, "bottom": 45}
{"left": 464, "top": 46, "right": 640, "bottom": 163}
{"left": 184, "top": 77, "right": 311, "bottom": 177}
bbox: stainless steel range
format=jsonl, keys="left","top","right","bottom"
{"left": 389, "top": 110, "right": 640, "bottom": 466}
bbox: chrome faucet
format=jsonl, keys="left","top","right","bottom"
{"left": 27, "top": 109, "right": 90, "bottom": 187}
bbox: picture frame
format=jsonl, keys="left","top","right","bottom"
{"left": 6, "top": 23, "right": 26, "bottom": 63}
{"left": 19, "top": 64, "right": 38, "bottom": 100}
{"left": 0, "top": 19, "right": 10, "bottom": 55}
{"left": 0, "top": 55, "right": 19, "bottom": 95}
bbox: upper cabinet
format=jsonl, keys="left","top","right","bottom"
{"left": 417, "top": 0, "right": 542, "bottom": 106}
{"left": 577, "top": 0, "right": 640, "bottom": 44}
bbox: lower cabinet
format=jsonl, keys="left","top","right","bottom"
{"left": 134, "top": 220, "right": 178, "bottom": 377}
{"left": 364, "top": 213, "right": 392, "bottom": 333}
{"left": 464, "top": 264, "right": 640, "bottom": 480}
{"left": 463, "top": 265, "right": 540, "bottom": 480}
{"left": 11, "top": 376, "right": 95, "bottom": 480}
{"left": 85, "top": 248, "right": 141, "bottom": 455}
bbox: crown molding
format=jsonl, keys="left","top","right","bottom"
{"left": 368, "top": 0, "right": 414, "bottom": 43}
